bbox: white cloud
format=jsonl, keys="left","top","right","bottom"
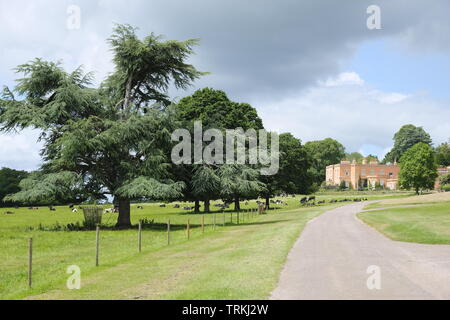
{"left": 375, "top": 92, "right": 409, "bottom": 104}
{"left": 320, "top": 72, "right": 365, "bottom": 87}
{"left": 259, "top": 72, "right": 450, "bottom": 157}
{"left": 0, "top": 130, "right": 42, "bottom": 171}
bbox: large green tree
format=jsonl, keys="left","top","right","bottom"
{"left": 435, "top": 141, "right": 450, "bottom": 167}
{"left": 383, "top": 124, "right": 432, "bottom": 163}
{"left": 176, "top": 88, "right": 263, "bottom": 130}
{"left": 399, "top": 143, "right": 438, "bottom": 194}
{"left": 0, "top": 24, "right": 205, "bottom": 227}
{"left": 0, "top": 168, "right": 29, "bottom": 207}
{"left": 219, "top": 164, "right": 265, "bottom": 211}
{"left": 191, "top": 165, "right": 221, "bottom": 213}
{"left": 261, "top": 133, "right": 313, "bottom": 208}
{"left": 304, "top": 138, "right": 346, "bottom": 185}
{"left": 173, "top": 88, "right": 264, "bottom": 212}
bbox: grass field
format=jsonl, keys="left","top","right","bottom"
{"left": 363, "top": 191, "right": 450, "bottom": 210}
{"left": 359, "top": 192, "right": 450, "bottom": 244}
{"left": 0, "top": 191, "right": 410, "bottom": 300}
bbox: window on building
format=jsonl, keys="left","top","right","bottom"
{"left": 361, "top": 169, "right": 366, "bottom": 176}
{"left": 380, "top": 169, "right": 385, "bottom": 175}
{"left": 370, "top": 169, "right": 375, "bottom": 175}
{"left": 345, "top": 170, "right": 349, "bottom": 176}
{"left": 389, "top": 172, "right": 393, "bottom": 178}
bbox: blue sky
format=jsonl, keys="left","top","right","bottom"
{"left": 337, "top": 39, "right": 450, "bottom": 157}
{"left": 348, "top": 39, "right": 450, "bottom": 101}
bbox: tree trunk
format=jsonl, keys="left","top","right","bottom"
{"left": 265, "top": 196, "right": 270, "bottom": 210}
{"left": 116, "top": 198, "right": 131, "bottom": 228}
{"left": 415, "top": 187, "right": 420, "bottom": 195}
{"left": 194, "top": 200, "right": 200, "bottom": 213}
{"left": 234, "top": 197, "right": 241, "bottom": 212}
{"left": 204, "top": 199, "right": 210, "bottom": 213}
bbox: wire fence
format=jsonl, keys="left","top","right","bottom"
{"left": 23, "top": 206, "right": 267, "bottom": 289}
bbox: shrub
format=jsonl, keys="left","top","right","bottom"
{"left": 440, "top": 173, "right": 450, "bottom": 186}
{"left": 442, "top": 184, "right": 450, "bottom": 192}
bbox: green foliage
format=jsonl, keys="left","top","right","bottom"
{"left": 384, "top": 124, "right": 432, "bottom": 163}
{"left": 374, "top": 181, "right": 383, "bottom": 190}
{"left": 345, "top": 152, "right": 364, "bottom": 163}
{"left": 116, "top": 177, "right": 185, "bottom": 200}
{"left": 261, "top": 133, "right": 314, "bottom": 200}
{"left": 0, "top": 168, "right": 29, "bottom": 207}
{"left": 399, "top": 143, "right": 438, "bottom": 194}
{"left": 338, "top": 181, "right": 347, "bottom": 191}
{"left": 304, "top": 138, "right": 346, "bottom": 184}
{"left": 442, "top": 185, "right": 450, "bottom": 192}
{"left": 173, "top": 87, "right": 265, "bottom": 210}
{"left": 435, "top": 141, "right": 450, "bottom": 167}
{"left": 219, "top": 164, "right": 266, "bottom": 203}
{"left": 365, "top": 154, "right": 379, "bottom": 163}
{"left": 440, "top": 173, "right": 450, "bottom": 186}
{"left": 191, "top": 166, "right": 221, "bottom": 200}
{"left": 0, "top": 24, "right": 205, "bottom": 227}
{"left": 4, "top": 171, "right": 84, "bottom": 204}
{"left": 175, "top": 88, "right": 263, "bottom": 130}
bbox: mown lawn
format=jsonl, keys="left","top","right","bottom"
{"left": 0, "top": 199, "right": 342, "bottom": 300}
{"left": 363, "top": 191, "right": 450, "bottom": 210}
{"left": 358, "top": 201, "right": 450, "bottom": 244}
{"left": 23, "top": 204, "right": 345, "bottom": 300}
{"left": 0, "top": 192, "right": 405, "bottom": 300}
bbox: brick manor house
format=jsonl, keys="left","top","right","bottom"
{"left": 326, "top": 160, "right": 400, "bottom": 190}
{"left": 326, "top": 160, "right": 450, "bottom": 190}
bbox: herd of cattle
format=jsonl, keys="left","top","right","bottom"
{"left": 300, "top": 196, "right": 368, "bottom": 206}
{"left": 3, "top": 196, "right": 369, "bottom": 215}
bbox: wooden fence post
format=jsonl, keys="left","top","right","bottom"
{"left": 187, "top": 219, "right": 190, "bottom": 240}
{"left": 167, "top": 219, "right": 171, "bottom": 245}
{"left": 223, "top": 211, "right": 225, "bottom": 227}
{"left": 138, "top": 220, "right": 142, "bottom": 253}
{"left": 202, "top": 215, "right": 205, "bottom": 233}
{"left": 237, "top": 212, "right": 240, "bottom": 225}
{"left": 95, "top": 225, "right": 100, "bottom": 267}
{"left": 213, "top": 214, "right": 216, "bottom": 230}
{"left": 28, "top": 238, "right": 33, "bottom": 288}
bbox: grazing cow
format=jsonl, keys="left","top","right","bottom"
{"left": 173, "top": 204, "right": 180, "bottom": 209}
{"left": 183, "top": 206, "right": 194, "bottom": 211}
{"left": 159, "top": 204, "right": 166, "bottom": 208}
{"left": 300, "top": 197, "right": 307, "bottom": 204}
{"left": 72, "top": 208, "right": 78, "bottom": 213}
{"left": 137, "top": 206, "right": 144, "bottom": 210}
{"left": 307, "top": 196, "right": 316, "bottom": 202}
{"left": 104, "top": 208, "right": 113, "bottom": 214}
{"left": 69, "top": 204, "right": 74, "bottom": 209}
{"left": 49, "top": 206, "right": 56, "bottom": 211}
{"left": 4, "top": 211, "right": 14, "bottom": 215}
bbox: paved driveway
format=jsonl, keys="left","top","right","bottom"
{"left": 271, "top": 202, "right": 450, "bottom": 300}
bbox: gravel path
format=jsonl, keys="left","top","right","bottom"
{"left": 270, "top": 202, "right": 450, "bottom": 300}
